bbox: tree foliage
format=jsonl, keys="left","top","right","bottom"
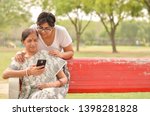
{"left": 51, "top": 0, "right": 94, "bottom": 51}
{"left": 91, "top": 0, "right": 143, "bottom": 53}
{"left": 143, "top": 0, "right": 150, "bottom": 15}
{"left": 30, "top": 0, "right": 53, "bottom": 11}
{"left": 0, "top": 0, "right": 31, "bottom": 31}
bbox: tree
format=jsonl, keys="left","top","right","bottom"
{"left": 0, "top": 0, "right": 32, "bottom": 44}
{"left": 138, "top": 0, "right": 150, "bottom": 45}
{"left": 0, "top": 0, "right": 31, "bottom": 31}
{"left": 143, "top": 0, "right": 150, "bottom": 14}
{"left": 29, "top": 0, "right": 53, "bottom": 10}
{"left": 92, "top": 0, "right": 143, "bottom": 53}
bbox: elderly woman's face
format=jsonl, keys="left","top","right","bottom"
{"left": 22, "top": 32, "right": 38, "bottom": 53}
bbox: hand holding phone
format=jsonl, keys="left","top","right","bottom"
{"left": 36, "top": 59, "right": 46, "bottom": 69}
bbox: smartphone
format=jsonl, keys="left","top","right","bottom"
{"left": 36, "top": 59, "right": 46, "bottom": 68}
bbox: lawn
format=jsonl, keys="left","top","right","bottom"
{"left": 0, "top": 47, "right": 22, "bottom": 79}
{"left": 66, "top": 92, "right": 150, "bottom": 99}
{"left": 75, "top": 45, "right": 150, "bottom": 58}
{"left": 0, "top": 46, "right": 150, "bottom": 99}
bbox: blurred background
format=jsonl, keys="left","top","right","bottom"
{"left": 1, "top": 0, "right": 150, "bottom": 52}
{"left": 1, "top": 0, "right": 150, "bottom": 98}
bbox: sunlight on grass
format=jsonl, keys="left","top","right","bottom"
{"left": 74, "top": 45, "right": 150, "bottom": 58}
{"left": 66, "top": 92, "right": 150, "bottom": 99}
{"left": 78, "top": 45, "right": 150, "bottom": 52}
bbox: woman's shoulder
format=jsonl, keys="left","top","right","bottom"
{"left": 55, "top": 25, "right": 66, "bottom": 31}
{"left": 30, "top": 24, "right": 37, "bottom": 29}
{"left": 55, "top": 25, "right": 69, "bottom": 37}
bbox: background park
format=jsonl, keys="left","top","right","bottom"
{"left": 1, "top": 0, "right": 150, "bottom": 99}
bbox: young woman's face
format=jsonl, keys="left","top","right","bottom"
{"left": 37, "top": 22, "right": 53, "bottom": 38}
{"left": 22, "top": 32, "right": 38, "bottom": 54}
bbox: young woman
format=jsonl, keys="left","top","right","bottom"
{"left": 2, "top": 28, "right": 68, "bottom": 99}
{"left": 16, "top": 11, "right": 74, "bottom": 61}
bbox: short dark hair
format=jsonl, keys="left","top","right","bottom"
{"left": 21, "top": 28, "right": 38, "bottom": 42}
{"left": 36, "top": 12, "right": 56, "bottom": 27}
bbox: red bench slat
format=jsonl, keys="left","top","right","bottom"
{"left": 67, "top": 58, "right": 150, "bottom": 93}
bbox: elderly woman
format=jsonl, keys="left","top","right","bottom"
{"left": 15, "top": 12, "right": 73, "bottom": 93}
{"left": 2, "top": 28, "right": 68, "bottom": 99}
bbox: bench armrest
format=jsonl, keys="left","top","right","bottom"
{"left": 9, "top": 78, "right": 19, "bottom": 99}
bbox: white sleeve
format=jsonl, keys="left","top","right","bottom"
{"left": 29, "top": 24, "right": 37, "bottom": 30}
{"left": 60, "top": 27, "right": 72, "bottom": 47}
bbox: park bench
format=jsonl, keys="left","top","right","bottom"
{"left": 9, "top": 58, "right": 150, "bottom": 99}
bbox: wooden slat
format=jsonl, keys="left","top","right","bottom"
{"left": 67, "top": 58, "right": 150, "bottom": 93}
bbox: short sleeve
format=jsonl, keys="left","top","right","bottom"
{"left": 9, "top": 58, "right": 21, "bottom": 70}
{"left": 29, "top": 24, "right": 37, "bottom": 30}
{"left": 60, "top": 27, "right": 72, "bottom": 47}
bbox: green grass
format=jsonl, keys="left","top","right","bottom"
{"left": 0, "top": 47, "right": 22, "bottom": 79}
{"left": 66, "top": 92, "right": 150, "bottom": 99}
{"left": 74, "top": 45, "right": 150, "bottom": 58}
{"left": 1, "top": 46, "right": 150, "bottom": 99}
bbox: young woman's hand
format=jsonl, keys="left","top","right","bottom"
{"left": 49, "top": 50, "right": 62, "bottom": 58}
{"left": 15, "top": 51, "right": 25, "bottom": 63}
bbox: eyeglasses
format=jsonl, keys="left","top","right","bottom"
{"left": 37, "top": 26, "right": 53, "bottom": 32}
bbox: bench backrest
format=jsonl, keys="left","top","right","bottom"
{"left": 67, "top": 58, "right": 150, "bottom": 93}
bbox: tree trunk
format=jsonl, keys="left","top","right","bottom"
{"left": 110, "top": 30, "right": 118, "bottom": 53}
{"left": 76, "top": 33, "right": 80, "bottom": 52}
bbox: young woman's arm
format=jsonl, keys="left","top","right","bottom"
{"left": 62, "top": 44, "right": 74, "bottom": 60}
{"left": 49, "top": 44, "right": 74, "bottom": 60}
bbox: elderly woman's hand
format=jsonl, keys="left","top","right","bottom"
{"left": 37, "top": 81, "right": 60, "bottom": 90}
{"left": 37, "top": 83, "right": 50, "bottom": 90}
{"left": 27, "top": 65, "right": 45, "bottom": 76}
